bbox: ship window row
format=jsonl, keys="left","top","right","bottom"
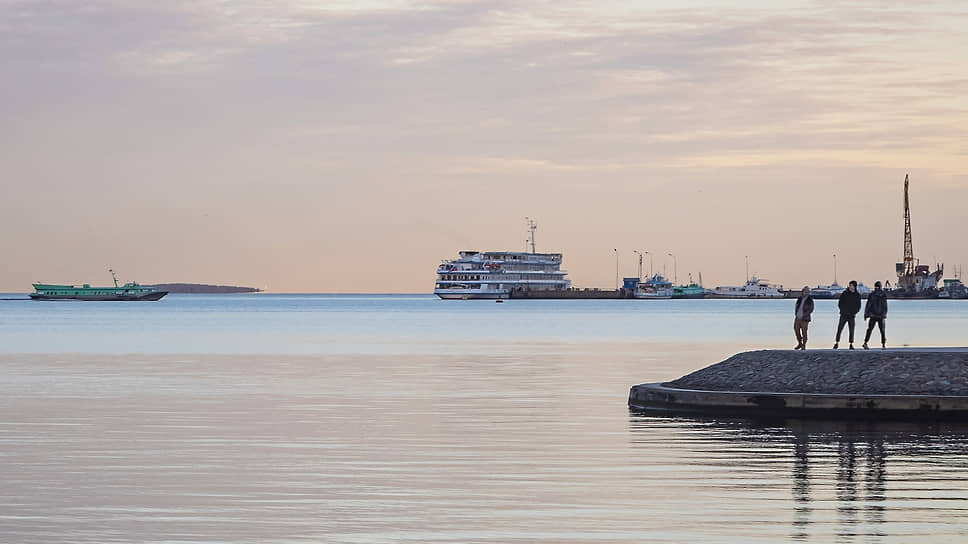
{"left": 44, "top": 291, "right": 133, "bottom": 296}
{"left": 440, "top": 273, "right": 565, "bottom": 282}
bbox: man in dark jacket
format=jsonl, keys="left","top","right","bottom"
{"left": 834, "top": 280, "right": 862, "bottom": 350}
{"left": 794, "top": 286, "right": 815, "bottom": 350}
{"left": 863, "top": 281, "right": 889, "bottom": 349}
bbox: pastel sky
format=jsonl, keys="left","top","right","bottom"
{"left": 2, "top": 0, "right": 967, "bottom": 292}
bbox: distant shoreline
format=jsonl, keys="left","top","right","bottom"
{"left": 148, "top": 283, "right": 262, "bottom": 294}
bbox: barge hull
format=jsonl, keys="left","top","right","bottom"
{"left": 30, "top": 291, "right": 168, "bottom": 301}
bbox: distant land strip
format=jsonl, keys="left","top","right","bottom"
{"left": 148, "top": 283, "right": 262, "bottom": 294}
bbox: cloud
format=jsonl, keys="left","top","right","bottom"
{"left": 2, "top": 0, "right": 967, "bottom": 290}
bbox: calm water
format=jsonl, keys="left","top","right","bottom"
{"left": 1, "top": 295, "right": 968, "bottom": 542}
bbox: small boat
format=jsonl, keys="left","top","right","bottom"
{"left": 673, "top": 274, "right": 705, "bottom": 299}
{"left": 634, "top": 274, "right": 674, "bottom": 299}
{"left": 940, "top": 278, "right": 968, "bottom": 299}
{"left": 810, "top": 283, "right": 845, "bottom": 299}
{"left": 673, "top": 283, "right": 705, "bottom": 299}
{"left": 707, "top": 276, "right": 784, "bottom": 298}
{"left": 30, "top": 269, "right": 167, "bottom": 301}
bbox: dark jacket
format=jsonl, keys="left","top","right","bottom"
{"left": 795, "top": 295, "right": 815, "bottom": 322}
{"left": 838, "top": 288, "right": 862, "bottom": 316}
{"left": 865, "top": 288, "right": 888, "bottom": 319}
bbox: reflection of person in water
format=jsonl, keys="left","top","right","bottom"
{"left": 791, "top": 430, "right": 811, "bottom": 541}
{"left": 791, "top": 426, "right": 889, "bottom": 541}
{"left": 865, "top": 438, "right": 886, "bottom": 527}
{"left": 836, "top": 439, "right": 857, "bottom": 534}
{"left": 627, "top": 415, "right": 968, "bottom": 541}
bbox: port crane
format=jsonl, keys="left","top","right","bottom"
{"left": 895, "top": 174, "right": 943, "bottom": 293}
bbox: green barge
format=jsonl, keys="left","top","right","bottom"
{"left": 30, "top": 270, "right": 167, "bottom": 301}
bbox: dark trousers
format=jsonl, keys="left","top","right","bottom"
{"left": 865, "top": 318, "right": 886, "bottom": 344}
{"left": 836, "top": 314, "right": 856, "bottom": 343}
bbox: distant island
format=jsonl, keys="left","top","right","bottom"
{"left": 148, "top": 283, "right": 263, "bottom": 294}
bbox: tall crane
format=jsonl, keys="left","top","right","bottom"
{"left": 895, "top": 174, "right": 943, "bottom": 293}
{"left": 898, "top": 174, "right": 916, "bottom": 289}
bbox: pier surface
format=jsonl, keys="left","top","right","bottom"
{"left": 629, "top": 349, "right": 968, "bottom": 419}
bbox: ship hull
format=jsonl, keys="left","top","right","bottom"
{"left": 30, "top": 291, "right": 168, "bottom": 301}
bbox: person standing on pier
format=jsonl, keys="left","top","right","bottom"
{"left": 834, "top": 280, "right": 862, "bottom": 350}
{"left": 863, "top": 281, "right": 889, "bottom": 349}
{"left": 794, "top": 286, "right": 815, "bottom": 350}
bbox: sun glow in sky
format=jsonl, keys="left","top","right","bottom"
{"left": 2, "top": 1, "right": 967, "bottom": 292}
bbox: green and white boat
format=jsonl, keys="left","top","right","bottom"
{"left": 672, "top": 273, "right": 706, "bottom": 299}
{"left": 30, "top": 269, "right": 167, "bottom": 301}
{"left": 672, "top": 283, "right": 706, "bottom": 299}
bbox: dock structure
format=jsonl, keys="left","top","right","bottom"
{"left": 629, "top": 349, "right": 968, "bottom": 420}
{"left": 509, "top": 287, "right": 627, "bottom": 299}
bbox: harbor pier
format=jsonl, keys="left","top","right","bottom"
{"left": 629, "top": 349, "right": 968, "bottom": 420}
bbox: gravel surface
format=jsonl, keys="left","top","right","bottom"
{"left": 667, "top": 350, "right": 968, "bottom": 396}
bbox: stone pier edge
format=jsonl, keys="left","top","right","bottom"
{"left": 629, "top": 382, "right": 968, "bottom": 420}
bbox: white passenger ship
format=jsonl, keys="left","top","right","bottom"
{"left": 434, "top": 221, "right": 572, "bottom": 299}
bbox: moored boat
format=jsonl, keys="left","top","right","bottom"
{"left": 672, "top": 283, "right": 705, "bottom": 299}
{"left": 707, "top": 277, "right": 784, "bottom": 298}
{"left": 810, "top": 283, "right": 845, "bottom": 299}
{"left": 634, "top": 274, "right": 674, "bottom": 299}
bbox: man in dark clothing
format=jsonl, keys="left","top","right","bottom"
{"left": 794, "top": 286, "right": 815, "bottom": 350}
{"left": 834, "top": 280, "right": 862, "bottom": 350}
{"left": 863, "top": 281, "right": 889, "bottom": 349}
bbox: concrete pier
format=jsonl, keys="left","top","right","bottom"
{"left": 629, "top": 349, "right": 968, "bottom": 420}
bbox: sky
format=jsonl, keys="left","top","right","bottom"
{"left": 2, "top": 0, "right": 967, "bottom": 292}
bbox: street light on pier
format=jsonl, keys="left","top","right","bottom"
{"left": 633, "top": 250, "right": 643, "bottom": 279}
{"left": 644, "top": 251, "right": 654, "bottom": 277}
{"left": 667, "top": 253, "right": 677, "bottom": 285}
{"left": 833, "top": 253, "right": 838, "bottom": 286}
{"left": 613, "top": 248, "right": 619, "bottom": 290}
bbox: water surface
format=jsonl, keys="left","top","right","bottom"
{"left": 1, "top": 295, "right": 966, "bottom": 542}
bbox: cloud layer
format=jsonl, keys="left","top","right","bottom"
{"left": 2, "top": 1, "right": 967, "bottom": 291}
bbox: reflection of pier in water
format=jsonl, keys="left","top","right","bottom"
{"left": 629, "top": 415, "right": 968, "bottom": 542}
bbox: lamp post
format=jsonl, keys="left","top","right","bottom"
{"left": 833, "top": 253, "right": 838, "bottom": 286}
{"left": 644, "top": 251, "right": 654, "bottom": 277}
{"left": 633, "top": 250, "right": 643, "bottom": 279}
{"left": 667, "top": 253, "right": 677, "bottom": 285}
{"left": 745, "top": 255, "right": 750, "bottom": 282}
{"left": 613, "top": 248, "right": 619, "bottom": 290}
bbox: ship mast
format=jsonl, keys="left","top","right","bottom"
{"left": 525, "top": 217, "right": 537, "bottom": 254}
{"left": 108, "top": 268, "right": 119, "bottom": 288}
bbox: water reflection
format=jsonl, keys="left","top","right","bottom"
{"left": 629, "top": 414, "right": 968, "bottom": 542}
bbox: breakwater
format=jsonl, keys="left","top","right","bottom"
{"left": 629, "top": 349, "right": 968, "bottom": 419}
